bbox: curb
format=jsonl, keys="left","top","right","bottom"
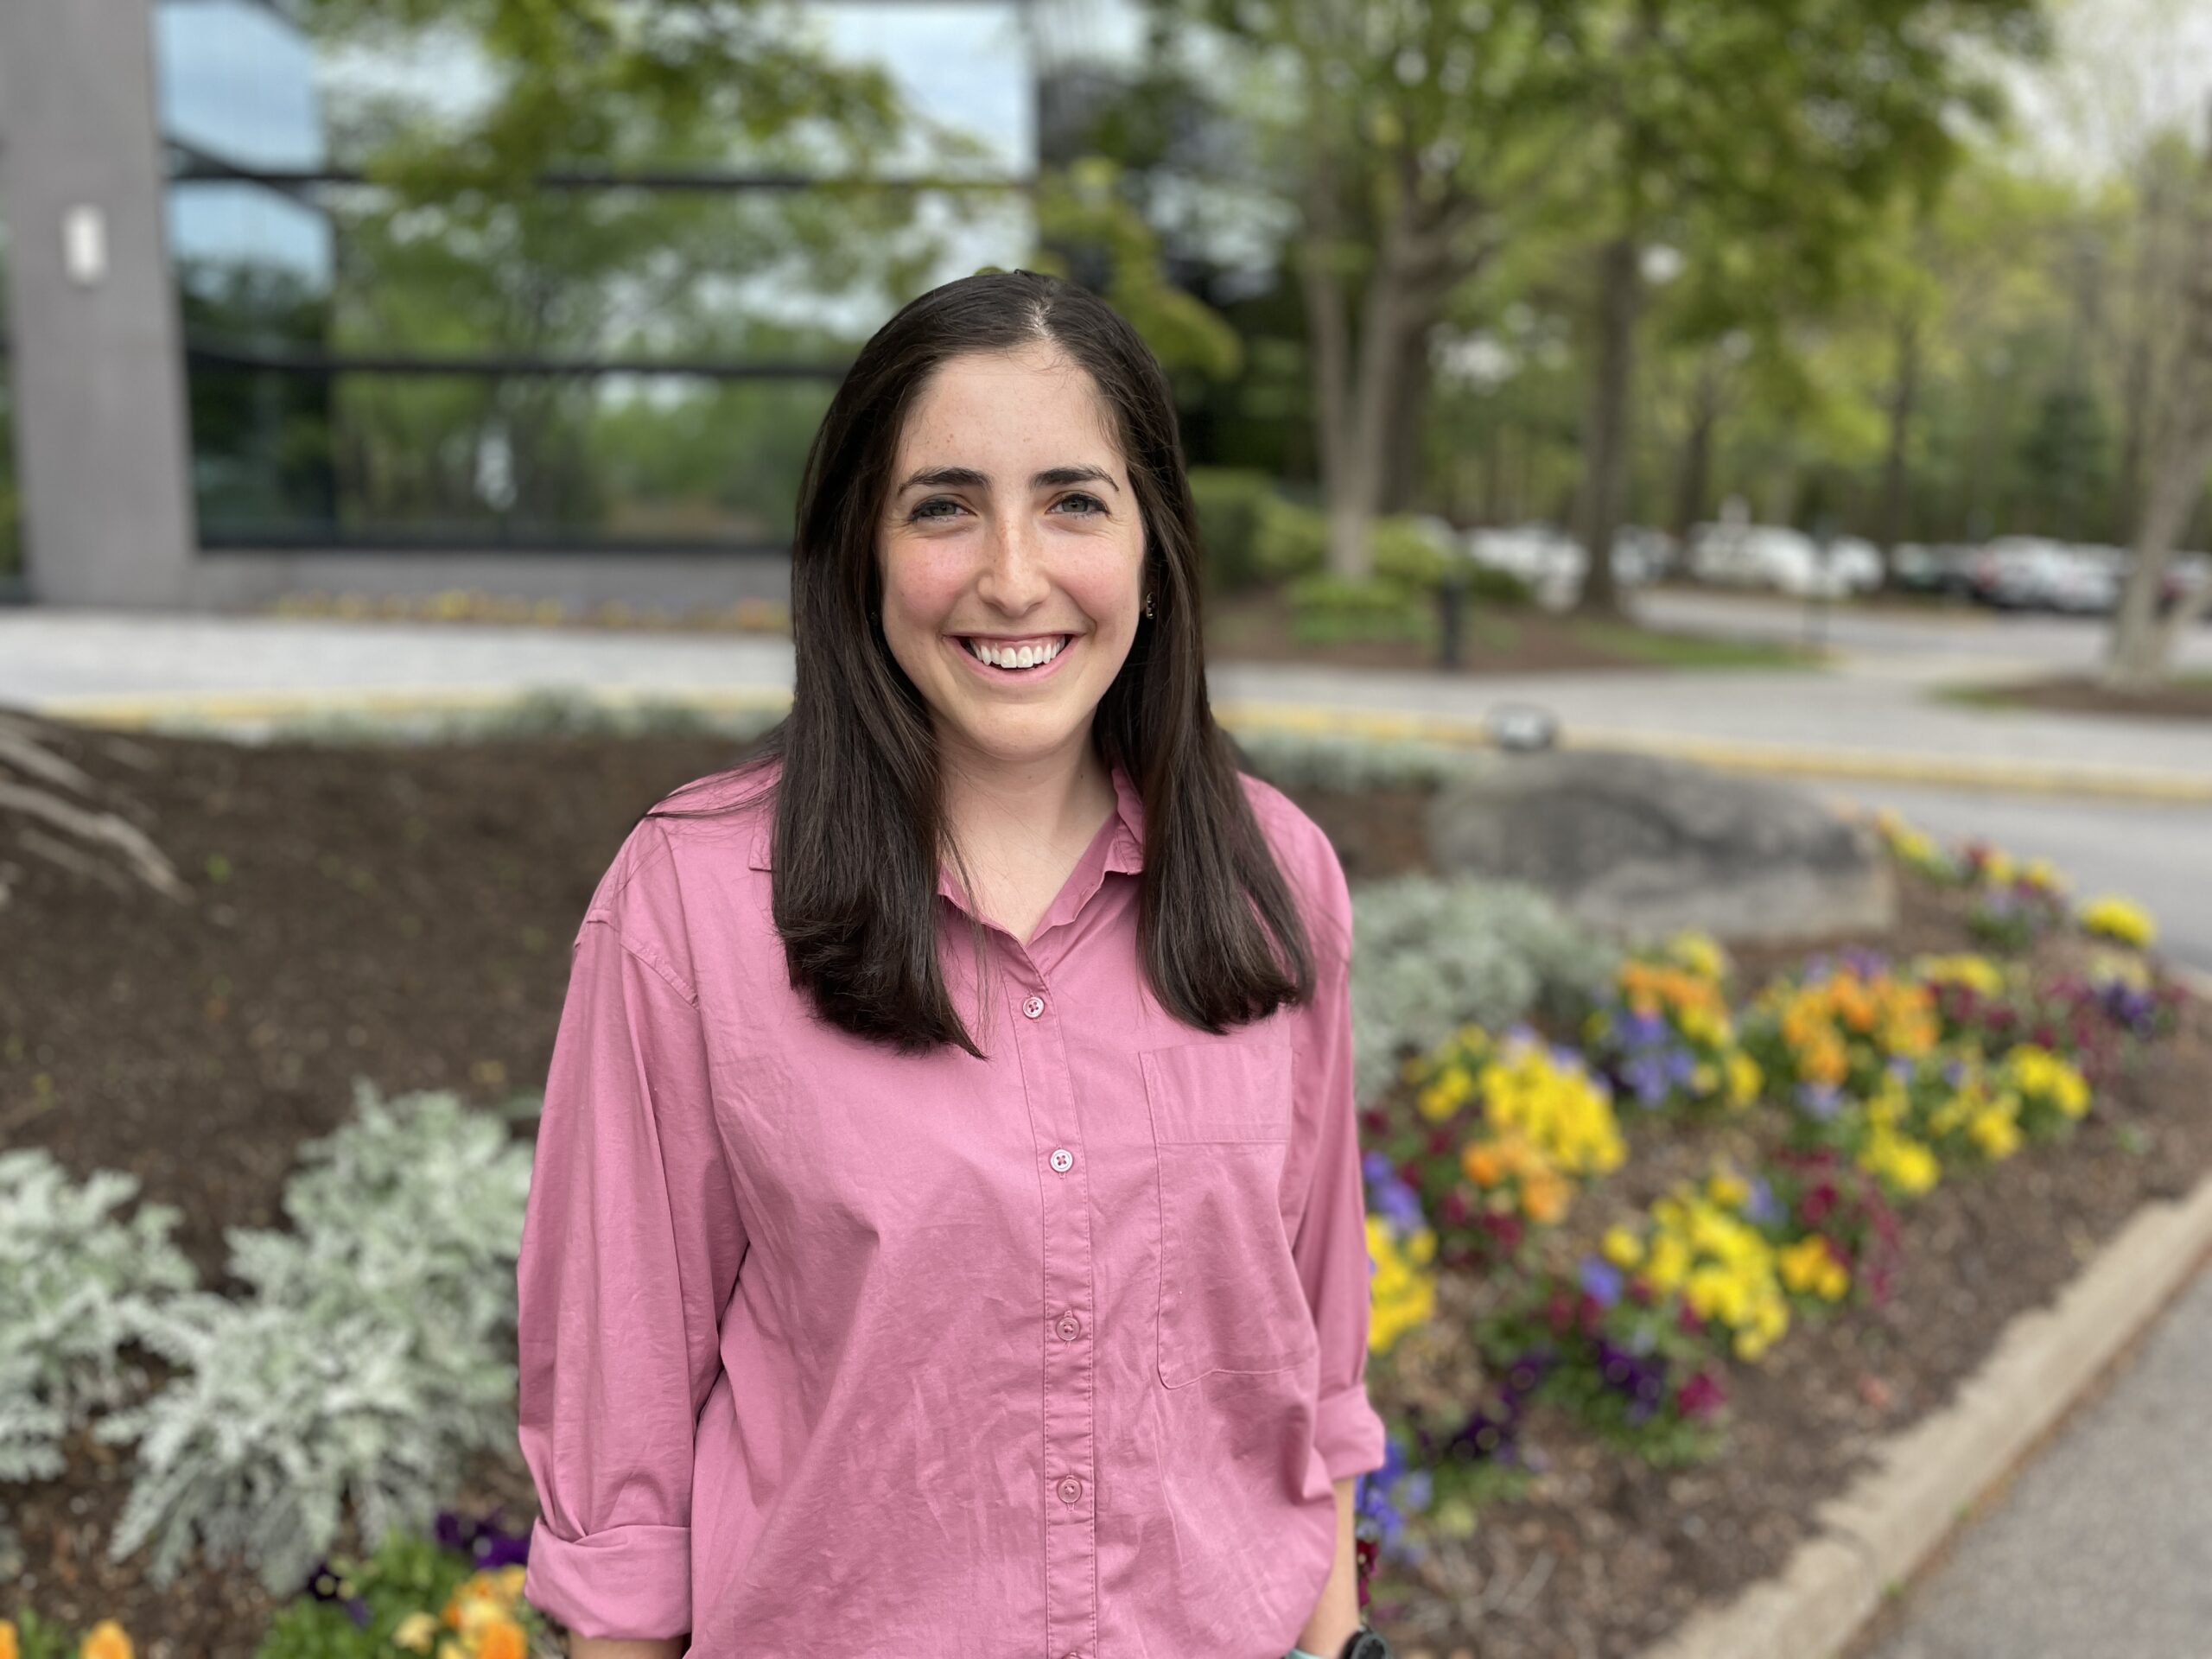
{"left": 1630, "top": 964, "right": 2212, "bottom": 1659}
{"left": 29, "top": 685, "right": 2212, "bottom": 804}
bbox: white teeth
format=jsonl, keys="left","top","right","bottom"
{"left": 964, "top": 636, "right": 1065, "bottom": 670}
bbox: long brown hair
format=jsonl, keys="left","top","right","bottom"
{"left": 650, "top": 268, "right": 1313, "bottom": 1056}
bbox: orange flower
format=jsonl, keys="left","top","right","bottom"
{"left": 2, "top": 1619, "right": 19, "bottom": 1659}
{"left": 474, "top": 1617, "right": 530, "bottom": 1659}
{"left": 1463, "top": 1141, "right": 1505, "bottom": 1187}
{"left": 80, "top": 1621, "right": 134, "bottom": 1659}
{"left": 1521, "top": 1173, "right": 1571, "bottom": 1225}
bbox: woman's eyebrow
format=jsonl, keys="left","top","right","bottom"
{"left": 897, "top": 464, "right": 1121, "bottom": 494}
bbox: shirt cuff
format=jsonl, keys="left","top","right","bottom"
{"left": 522, "top": 1516, "right": 691, "bottom": 1640}
{"left": 1314, "top": 1377, "right": 1389, "bottom": 1482}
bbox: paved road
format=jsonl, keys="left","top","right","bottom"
{"left": 10, "top": 607, "right": 2212, "bottom": 787}
{"left": 1850, "top": 1252, "right": 2212, "bottom": 1659}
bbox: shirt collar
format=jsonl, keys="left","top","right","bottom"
{"left": 747, "top": 758, "right": 1147, "bottom": 878}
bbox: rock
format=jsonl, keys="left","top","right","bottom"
{"left": 1423, "top": 749, "right": 1894, "bottom": 944}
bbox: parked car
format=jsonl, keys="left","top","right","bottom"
{"left": 1687, "top": 523, "right": 1859, "bottom": 597}
{"left": 1966, "top": 537, "right": 2106, "bottom": 611}
{"left": 2158, "top": 552, "right": 2210, "bottom": 617}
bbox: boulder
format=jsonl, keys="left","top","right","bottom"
{"left": 1423, "top": 748, "right": 1894, "bottom": 944}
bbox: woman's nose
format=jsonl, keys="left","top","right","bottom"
{"left": 976, "top": 512, "right": 1051, "bottom": 611}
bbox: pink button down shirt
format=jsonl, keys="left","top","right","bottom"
{"left": 515, "top": 754, "right": 1387, "bottom": 1657}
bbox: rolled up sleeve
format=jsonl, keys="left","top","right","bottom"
{"left": 1286, "top": 841, "right": 1389, "bottom": 1484}
{"left": 516, "top": 909, "right": 747, "bottom": 1640}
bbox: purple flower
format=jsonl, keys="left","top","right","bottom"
{"left": 1796, "top": 1079, "right": 1844, "bottom": 1121}
{"left": 1885, "top": 1054, "right": 1914, "bottom": 1080}
{"left": 1578, "top": 1255, "right": 1624, "bottom": 1308}
{"left": 1743, "top": 1174, "right": 1783, "bottom": 1225}
{"left": 1626, "top": 1053, "right": 1672, "bottom": 1107}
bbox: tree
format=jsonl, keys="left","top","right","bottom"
{"left": 1146, "top": 0, "right": 1584, "bottom": 580}
{"left": 2105, "top": 103, "right": 2212, "bottom": 689}
{"left": 1546, "top": 0, "right": 2050, "bottom": 616}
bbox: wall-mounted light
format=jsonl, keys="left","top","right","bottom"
{"left": 63, "top": 205, "right": 108, "bottom": 287}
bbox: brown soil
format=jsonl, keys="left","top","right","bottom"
{"left": 1952, "top": 671, "right": 2212, "bottom": 722}
{"left": 0, "top": 715, "right": 2202, "bottom": 1658}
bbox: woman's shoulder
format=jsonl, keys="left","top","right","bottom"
{"left": 577, "top": 756, "right": 780, "bottom": 970}
{"left": 1233, "top": 766, "right": 1352, "bottom": 969}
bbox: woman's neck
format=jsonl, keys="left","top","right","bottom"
{"left": 938, "top": 734, "right": 1116, "bottom": 866}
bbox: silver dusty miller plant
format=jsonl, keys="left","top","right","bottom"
{"left": 92, "top": 1081, "right": 537, "bottom": 1594}
{"left": 1350, "top": 874, "right": 1621, "bottom": 1103}
{"left": 0, "top": 1147, "right": 200, "bottom": 1481}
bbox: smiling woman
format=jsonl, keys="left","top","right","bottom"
{"left": 514, "top": 270, "right": 1390, "bottom": 1659}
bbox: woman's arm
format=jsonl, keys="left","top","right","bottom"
{"left": 1292, "top": 1476, "right": 1363, "bottom": 1656}
{"left": 571, "top": 1641, "right": 684, "bottom": 1659}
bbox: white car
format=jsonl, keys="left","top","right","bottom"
{"left": 1969, "top": 538, "right": 2118, "bottom": 612}
{"left": 1688, "top": 523, "right": 1857, "bottom": 597}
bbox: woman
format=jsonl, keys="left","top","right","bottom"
{"left": 514, "top": 269, "right": 1393, "bottom": 1659}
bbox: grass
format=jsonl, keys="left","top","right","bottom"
{"left": 1567, "top": 618, "right": 1834, "bottom": 670}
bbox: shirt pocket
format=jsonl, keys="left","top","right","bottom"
{"left": 1141, "top": 1036, "right": 1319, "bottom": 1389}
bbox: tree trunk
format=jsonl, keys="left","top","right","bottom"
{"left": 1671, "top": 349, "right": 1721, "bottom": 540}
{"left": 1573, "top": 233, "right": 1643, "bottom": 616}
{"left": 1877, "top": 315, "right": 1921, "bottom": 588}
{"left": 2113, "top": 163, "right": 2173, "bottom": 544}
{"left": 2106, "top": 124, "right": 2212, "bottom": 690}
{"left": 1297, "top": 136, "right": 1358, "bottom": 575}
{"left": 1300, "top": 144, "right": 1484, "bottom": 581}
{"left": 1381, "top": 320, "right": 1433, "bottom": 515}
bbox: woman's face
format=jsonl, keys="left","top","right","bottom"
{"left": 877, "top": 341, "right": 1147, "bottom": 774}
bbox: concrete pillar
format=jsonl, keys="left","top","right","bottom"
{"left": 0, "top": 0, "right": 198, "bottom": 607}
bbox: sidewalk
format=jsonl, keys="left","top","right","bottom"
{"left": 8, "top": 606, "right": 2212, "bottom": 799}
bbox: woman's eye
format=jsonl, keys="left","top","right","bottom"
{"left": 911, "top": 497, "right": 963, "bottom": 522}
{"left": 1056, "top": 493, "right": 1107, "bottom": 517}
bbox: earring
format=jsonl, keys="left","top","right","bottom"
{"left": 1142, "top": 590, "right": 1155, "bottom": 620}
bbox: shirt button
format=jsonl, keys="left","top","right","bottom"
{"left": 1057, "top": 1476, "right": 1083, "bottom": 1504}
{"left": 1049, "top": 1147, "right": 1073, "bottom": 1173}
{"left": 1056, "top": 1312, "right": 1083, "bottom": 1341}
{"left": 1022, "top": 994, "right": 1046, "bottom": 1019}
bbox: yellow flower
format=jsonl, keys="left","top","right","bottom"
{"left": 1914, "top": 953, "right": 2005, "bottom": 999}
{"left": 1706, "top": 1170, "right": 1751, "bottom": 1211}
{"left": 79, "top": 1623, "right": 134, "bottom": 1659}
{"left": 1816, "top": 1259, "right": 1850, "bottom": 1301}
{"left": 1645, "top": 1234, "right": 1691, "bottom": 1292}
{"left": 2005, "top": 1045, "right": 2090, "bottom": 1120}
{"left": 1601, "top": 1224, "right": 1643, "bottom": 1268}
{"left": 1366, "top": 1217, "right": 1438, "bottom": 1354}
{"left": 2080, "top": 893, "right": 2157, "bottom": 948}
{"left": 1969, "top": 1103, "right": 2022, "bottom": 1160}
{"left": 1859, "top": 1128, "right": 1940, "bottom": 1196}
{"left": 2, "top": 1621, "right": 18, "bottom": 1659}
{"left": 1726, "top": 1050, "right": 1763, "bottom": 1108}
{"left": 394, "top": 1612, "right": 442, "bottom": 1653}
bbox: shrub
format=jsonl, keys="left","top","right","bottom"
{"left": 0, "top": 1149, "right": 200, "bottom": 1483}
{"left": 89, "top": 1084, "right": 535, "bottom": 1594}
{"left": 1229, "top": 728, "right": 1488, "bottom": 793}
{"left": 1286, "top": 573, "right": 1431, "bottom": 646}
{"left": 1186, "top": 467, "right": 1277, "bottom": 592}
{"left": 1349, "top": 876, "right": 1620, "bottom": 1103}
{"left": 1251, "top": 493, "right": 1330, "bottom": 581}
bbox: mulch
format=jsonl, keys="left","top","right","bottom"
{"left": 0, "top": 713, "right": 2202, "bottom": 1658}
{"left": 1952, "top": 671, "right": 2212, "bottom": 723}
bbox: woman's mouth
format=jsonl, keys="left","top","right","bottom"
{"left": 954, "top": 633, "right": 1075, "bottom": 677}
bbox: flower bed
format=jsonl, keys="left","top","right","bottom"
{"left": 1351, "top": 813, "right": 2205, "bottom": 1658}
{"left": 0, "top": 712, "right": 2201, "bottom": 1656}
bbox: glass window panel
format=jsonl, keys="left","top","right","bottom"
{"left": 190, "top": 367, "right": 831, "bottom": 549}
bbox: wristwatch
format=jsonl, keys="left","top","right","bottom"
{"left": 1337, "top": 1629, "right": 1391, "bottom": 1659}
